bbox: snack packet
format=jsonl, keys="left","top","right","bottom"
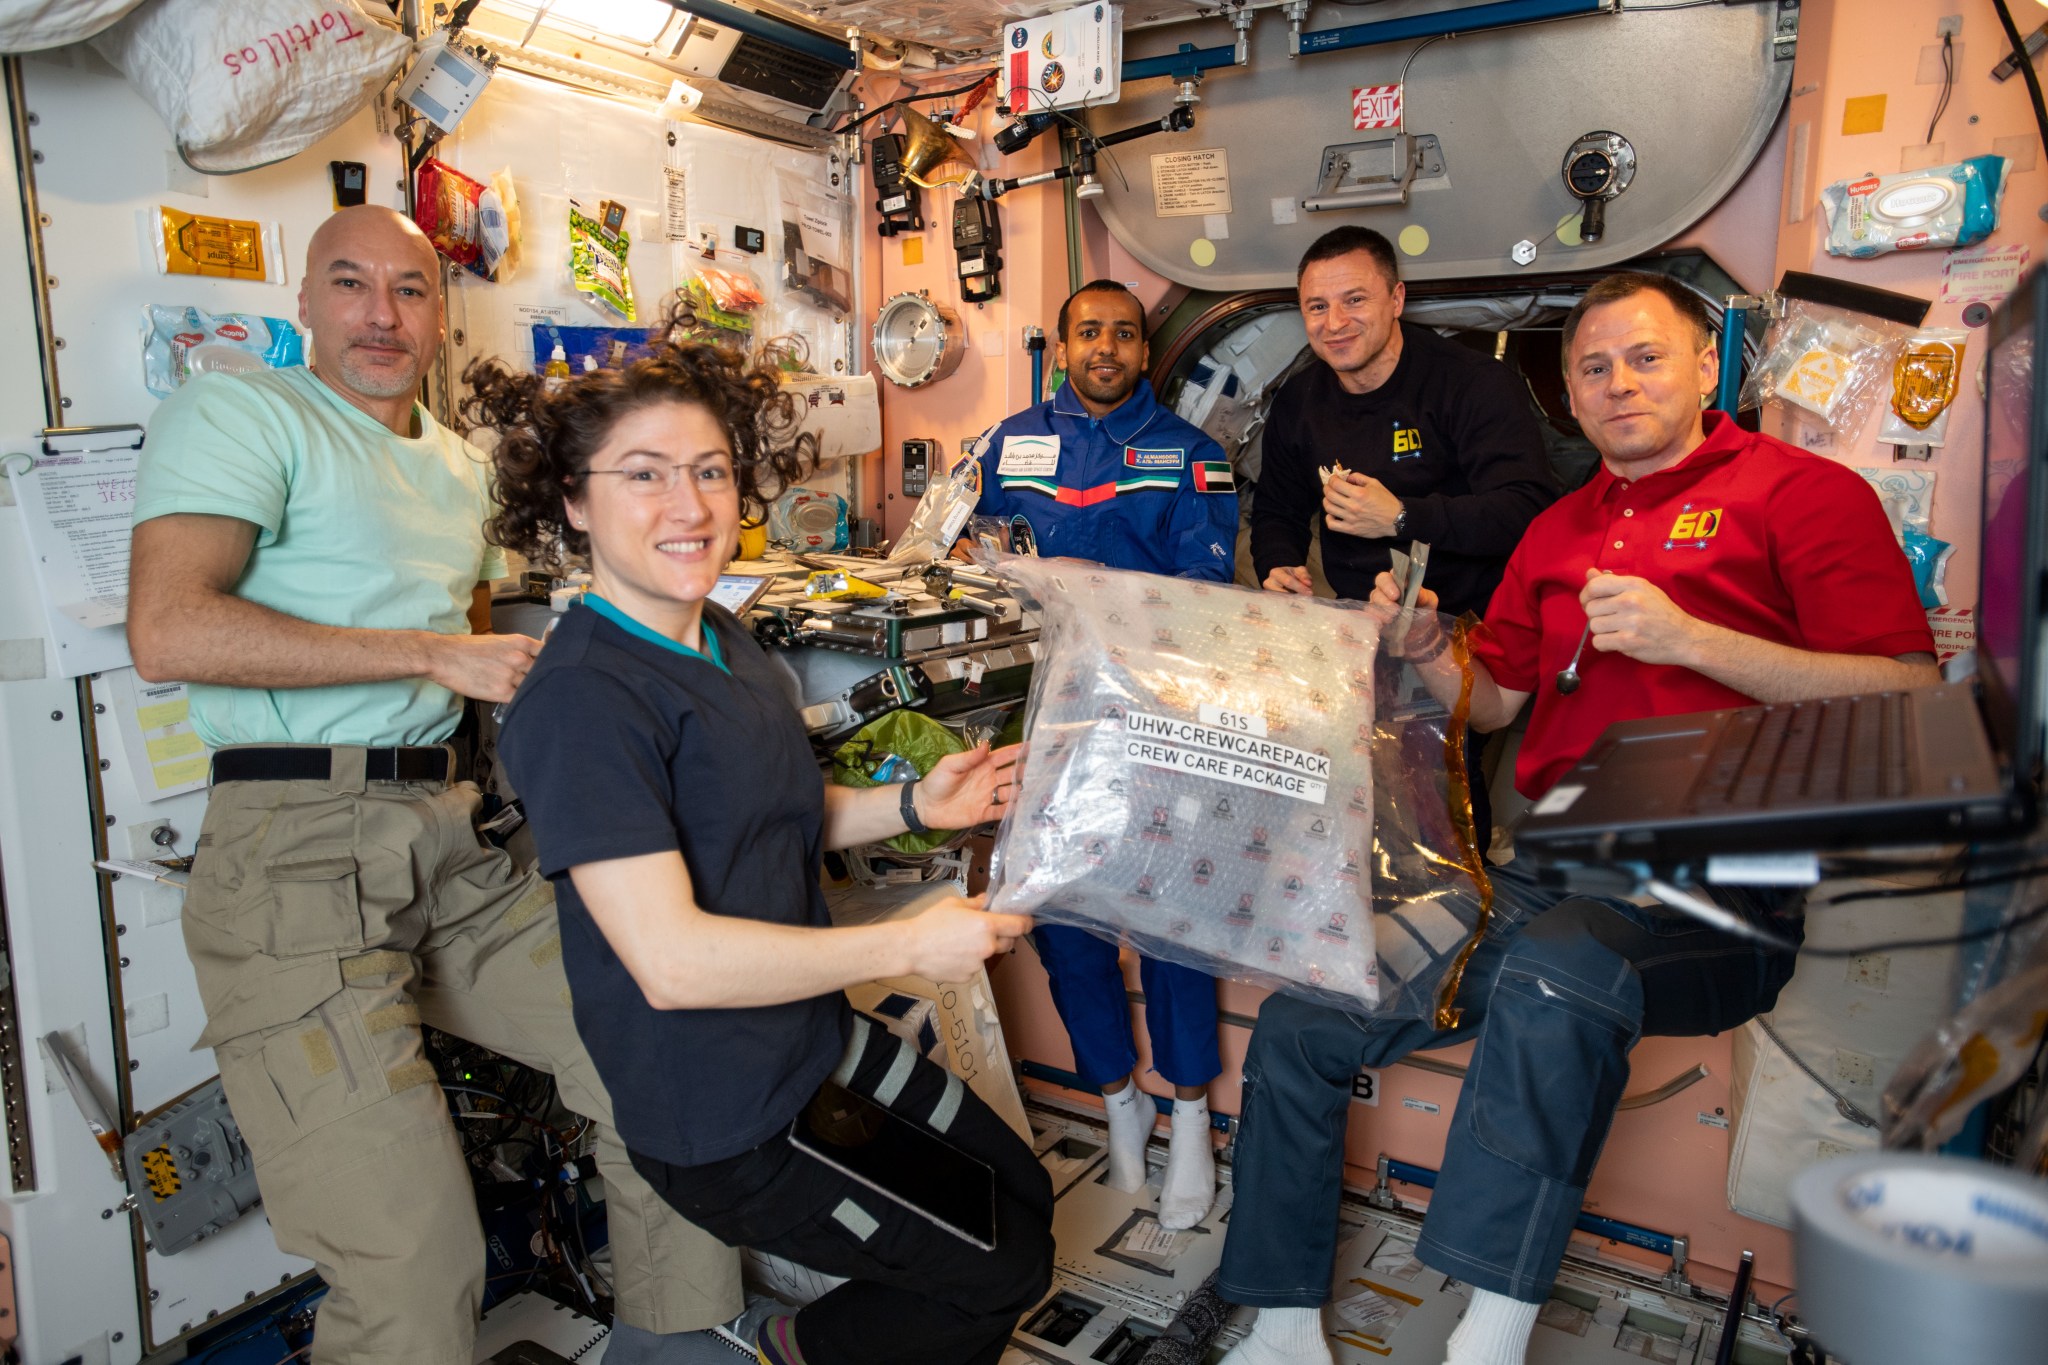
{"left": 569, "top": 199, "right": 635, "bottom": 321}
{"left": 414, "top": 158, "right": 487, "bottom": 269}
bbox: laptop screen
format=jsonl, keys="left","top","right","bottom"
{"left": 1980, "top": 265, "right": 2046, "bottom": 775}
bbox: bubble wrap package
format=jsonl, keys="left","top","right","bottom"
{"left": 992, "top": 559, "right": 1441, "bottom": 1015}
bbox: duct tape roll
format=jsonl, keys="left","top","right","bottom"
{"left": 1790, "top": 1152, "right": 2048, "bottom": 1365}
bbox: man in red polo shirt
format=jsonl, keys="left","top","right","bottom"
{"left": 1216, "top": 272, "right": 1935, "bottom": 1365}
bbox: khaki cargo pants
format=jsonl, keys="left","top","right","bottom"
{"left": 182, "top": 748, "right": 741, "bottom": 1364}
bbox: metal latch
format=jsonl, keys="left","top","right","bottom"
{"left": 1303, "top": 134, "right": 1445, "bottom": 212}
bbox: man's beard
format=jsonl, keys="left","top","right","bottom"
{"left": 334, "top": 340, "right": 422, "bottom": 399}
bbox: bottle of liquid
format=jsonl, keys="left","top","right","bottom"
{"left": 543, "top": 341, "right": 571, "bottom": 390}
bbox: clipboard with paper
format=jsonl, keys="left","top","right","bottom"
{"left": 2, "top": 425, "right": 144, "bottom": 678}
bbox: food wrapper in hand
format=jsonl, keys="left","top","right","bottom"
{"left": 985, "top": 560, "right": 1489, "bottom": 1016}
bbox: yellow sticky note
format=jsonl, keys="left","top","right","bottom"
{"left": 1842, "top": 94, "right": 1887, "bottom": 136}
{"left": 146, "top": 730, "right": 205, "bottom": 764}
{"left": 135, "top": 699, "right": 189, "bottom": 730}
{"left": 901, "top": 235, "right": 924, "bottom": 266}
{"left": 153, "top": 754, "right": 210, "bottom": 789}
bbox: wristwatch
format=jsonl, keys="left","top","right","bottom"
{"left": 900, "top": 779, "right": 931, "bottom": 835}
{"left": 1391, "top": 506, "right": 1409, "bottom": 538}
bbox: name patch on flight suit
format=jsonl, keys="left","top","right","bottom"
{"left": 999, "top": 435, "right": 1061, "bottom": 477}
{"left": 1123, "top": 446, "right": 1185, "bottom": 470}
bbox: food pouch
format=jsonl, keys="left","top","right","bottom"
{"left": 1878, "top": 328, "right": 1969, "bottom": 446}
{"left": 414, "top": 158, "right": 487, "bottom": 269}
{"left": 1741, "top": 298, "right": 1911, "bottom": 436}
{"left": 569, "top": 199, "right": 636, "bottom": 321}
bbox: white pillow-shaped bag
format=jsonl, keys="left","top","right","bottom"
{"left": 0, "top": 0, "right": 148, "bottom": 53}
{"left": 91, "top": 0, "right": 408, "bottom": 174}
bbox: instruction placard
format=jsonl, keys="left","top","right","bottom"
{"left": 111, "top": 673, "right": 209, "bottom": 801}
{"left": 662, "top": 166, "right": 690, "bottom": 242}
{"left": 1150, "top": 148, "right": 1233, "bottom": 218}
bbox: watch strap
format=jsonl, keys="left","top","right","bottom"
{"left": 900, "top": 779, "right": 931, "bottom": 835}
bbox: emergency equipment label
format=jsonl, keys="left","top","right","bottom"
{"left": 1120, "top": 710, "right": 1328, "bottom": 804}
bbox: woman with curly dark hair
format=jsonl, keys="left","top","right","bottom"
{"left": 463, "top": 336, "right": 1054, "bottom": 1365}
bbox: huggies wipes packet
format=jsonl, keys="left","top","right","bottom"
{"left": 143, "top": 304, "right": 304, "bottom": 398}
{"left": 1822, "top": 156, "right": 2009, "bottom": 258}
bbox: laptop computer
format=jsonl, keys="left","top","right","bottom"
{"left": 1516, "top": 268, "right": 2048, "bottom": 867}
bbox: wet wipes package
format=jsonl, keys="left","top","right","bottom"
{"left": 1821, "top": 155, "right": 2008, "bottom": 258}
{"left": 142, "top": 304, "right": 303, "bottom": 398}
{"left": 987, "top": 559, "right": 1386, "bottom": 1009}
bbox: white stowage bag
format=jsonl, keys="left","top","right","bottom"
{"left": 0, "top": 0, "right": 147, "bottom": 52}
{"left": 92, "top": 0, "right": 408, "bottom": 174}
{"left": 988, "top": 560, "right": 1384, "bottom": 1009}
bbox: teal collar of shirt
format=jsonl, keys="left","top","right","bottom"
{"left": 581, "top": 592, "right": 730, "bottom": 673}
{"left": 1049, "top": 378, "right": 1167, "bottom": 446}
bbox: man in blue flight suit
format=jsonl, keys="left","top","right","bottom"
{"left": 976, "top": 279, "right": 1236, "bottom": 1230}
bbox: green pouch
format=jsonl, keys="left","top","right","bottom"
{"left": 830, "top": 709, "right": 968, "bottom": 855}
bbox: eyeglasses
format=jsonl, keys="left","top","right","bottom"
{"left": 580, "top": 457, "right": 737, "bottom": 498}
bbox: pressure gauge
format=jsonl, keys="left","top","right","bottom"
{"left": 872, "top": 291, "right": 966, "bottom": 389}
{"left": 1561, "top": 131, "right": 1637, "bottom": 245}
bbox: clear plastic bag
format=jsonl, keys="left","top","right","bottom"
{"left": 889, "top": 448, "right": 984, "bottom": 564}
{"left": 983, "top": 557, "right": 1484, "bottom": 1018}
{"left": 1883, "top": 958, "right": 2048, "bottom": 1150}
{"left": 1741, "top": 298, "right": 1912, "bottom": 437}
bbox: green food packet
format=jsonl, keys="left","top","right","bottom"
{"left": 569, "top": 200, "right": 636, "bottom": 322}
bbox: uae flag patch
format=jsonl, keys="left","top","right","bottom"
{"left": 1193, "top": 461, "right": 1235, "bottom": 493}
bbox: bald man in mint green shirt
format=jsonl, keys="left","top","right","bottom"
{"left": 126, "top": 206, "right": 741, "bottom": 1365}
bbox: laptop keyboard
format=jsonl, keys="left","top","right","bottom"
{"left": 1687, "top": 693, "right": 1913, "bottom": 812}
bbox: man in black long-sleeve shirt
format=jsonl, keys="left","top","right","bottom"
{"left": 1252, "top": 226, "right": 1557, "bottom": 617}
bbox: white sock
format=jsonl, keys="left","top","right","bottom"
{"left": 1220, "top": 1306, "right": 1333, "bottom": 1365}
{"left": 1443, "top": 1288, "right": 1540, "bottom": 1365}
{"left": 1156, "top": 1096, "right": 1216, "bottom": 1229}
{"left": 1102, "top": 1084, "right": 1158, "bottom": 1192}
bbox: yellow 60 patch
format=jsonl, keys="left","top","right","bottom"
{"left": 1668, "top": 508, "right": 1723, "bottom": 540}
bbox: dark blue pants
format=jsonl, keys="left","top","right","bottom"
{"left": 1035, "top": 924, "right": 1222, "bottom": 1090}
{"left": 1217, "top": 864, "right": 1801, "bottom": 1304}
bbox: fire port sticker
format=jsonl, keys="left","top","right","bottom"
{"left": 1119, "top": 709, "right": 1330, "bottom": 804}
